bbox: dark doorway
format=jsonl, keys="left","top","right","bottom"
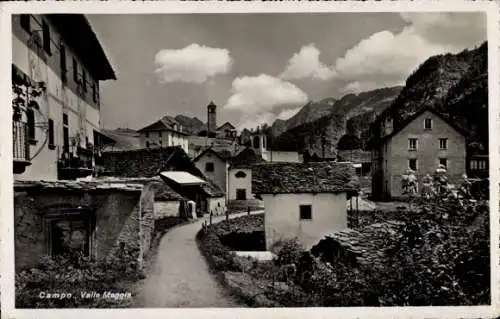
{"left": 50, "top": 216, "right": 91, "bottom": 257}
{"left": 236, "top": 189, "right": 247, "bottom": 200}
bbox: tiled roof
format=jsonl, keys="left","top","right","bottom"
{"left": 252, "top": 161, "right": 359, "bottom": 195}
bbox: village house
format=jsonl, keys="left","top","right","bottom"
{"left": 192, "top": 147, "right": 231, "bottom": 200}
{"left": 14, "top": 178, "right": 163, "bottom": 271}
{"left": 228, "top": 147, "right": 265, "bottom": 203}
{"left": 252, "top": 161, "right": 359, "bottom": 250}
{"left": 12, "top": 14, "right": 116, "bottom": 181}
{"left": 137, "top": 115, "right": 189, "bottom": 153}
{"left": 102, "top": 146, "right": 225, "bottom": 215}
{"left": 371, "top": 107, "right": 468, "bottom": 200}
{"left": 217, "top": 121, "right": 238, "bottom": 139}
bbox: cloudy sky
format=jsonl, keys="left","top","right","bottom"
{"left": 87, "top": 12, "right": 486, "bottom": 131}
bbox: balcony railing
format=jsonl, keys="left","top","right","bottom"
{"left": 13, "top": 120, "right": 30, "bottom": 161}
{"left": 13, "top": 120, "right": 31, "bottom": 174}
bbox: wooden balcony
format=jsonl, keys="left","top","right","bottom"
{"left": 13, "top": 120, "right": 31, "bottom": 174}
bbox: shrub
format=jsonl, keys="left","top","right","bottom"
{"left": 16, "top": 251, "right": 143, "bottom": 308}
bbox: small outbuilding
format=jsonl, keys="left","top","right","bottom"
{"left": 252, "top": 161, "right": 359, "bottom": 250}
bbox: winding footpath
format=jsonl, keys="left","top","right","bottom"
{"left": 135, "top": 212, "right": 259, "bottom": 307}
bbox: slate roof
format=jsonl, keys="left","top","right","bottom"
{"left": 326, "top": 221, "right": 402, "bottom": 270}
{"left": 231, "top": 147, "right": 265, "bottom": 168}
{"left": 14, "top": 179, "right": 144, "bottom": 193}
{"left": 252, "top": 161, "right": 359, "bottom": 195}
{"left": 201, "top": 179, "right": 225, "bottom": 197}
{"left": 155, "top": 183, "right": 184, "bottom": 201}
{"left": 192, "top": 147, "right": 233, "bottom": 163}
{"left": 137, "top": 115, "right": 188, "bottom": 136}
{"left": 102, "top": 146, "right": 205, "bottom": 179}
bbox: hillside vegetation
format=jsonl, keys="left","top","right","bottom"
{"left": 270, "top": 87, "right": 402, "bottom": 156}
{"left": 369, "top": 42, "right": 488, "bottom": 151}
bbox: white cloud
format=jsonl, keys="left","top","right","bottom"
{"left": 334, "top": 12, "right": 486, "bottom": 92}
{"left": 277, "top": 107, "right": 301, "bottom": 120}
{"left": 281, "top": 43, "right": 336, "bottom": 81}
{"left": 224, "top": 74, "right": 308, "bottom": 114}
{"left": 236, "top": 112, "right": 276, "bottom": 131}
{"left": 154, "top": 43, "right": 232, "bottom": 83}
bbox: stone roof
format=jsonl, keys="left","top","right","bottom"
{"left": 231, "top": 147, "right": 265, "bottom": 168}
{"left": 155, "top": 183, "right": 184, "bottom": 201}
{"left": 102, "top": 146, "right": 203, "bottom": 178}
{"left": 252, "top": 161, "right": 359, "bottom": 195}
{"left": 202, "top": 179, "right": 225, "bottom": 197}
{"left": 14, "top": 179, "right": 144, "bottom": 193}
{"left": 328, "top": 221, "right": 402, "bottom": 269}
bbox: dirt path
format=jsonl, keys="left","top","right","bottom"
{"left": 135, "top": 212, "right": 255, "bottom": 307}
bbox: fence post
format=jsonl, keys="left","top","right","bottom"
{"left": 210, "top": 210, "right": 213, "bottom": 225}
{"left": 247, "top": 206, "right": 250, "bottom": 215}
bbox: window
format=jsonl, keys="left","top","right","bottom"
{"left": 159, "top": 140, "right": 162, "bottom": 146}
{"left": 235, "top": 171, "right": 247, "bottom": 178}
{"left": 92, "top": 82, "right": 98, "bottom": 103}
{"left": 439, "top": 158, "right": 447, "bottom": 168}
{"left": 236, "top": 189, "right": 247, "bottom": 200}
{"left": 424, "top": 118, "right": 432, "bottom": 130}
{"left": 299, "top": 205, "right": 312, "bottom": 220}
{"left": 27, "top": 108, "right": 35, "bottom": 142}
{"left": 439, "top": 138, "right": 448, "bottom": 150}
{"left": 60, "top": 45, "right": 67, "bottom": 82}
{"left": 158, "top": 131, "right": 162, "bottom": 137}
{"left": 72, "top": 58, "right": 78, "bottom": 82}
{"left": 20, "top": 14, "right": 30, "bottom": 33}
{"left": 205, "top": 162, "right": 214, "bottom": 172}
{"left": 50, "top": 217, "right": 91, "bottom": 257}
{"left": 470, "top": 160, "right": 485, "bottom": 170}
{"left": 253, "top": 136, "right": 260, "bottom": 148}
{"left": 82, "top": 69, "right": 87, "bottom": 92}
{"left": 48, "top": 119, "right": 55, "bottom": 149}
{"left": 62, "top": 113, "right": 69, "bottom": 152}
{"left": 408, "top": 159, "right": 417, "bottom": 171}
{"left": 408, "top": 138, "right": 418, "bottom": 151}
{"left": 145, "top": 132, "right": 149, "bottom": 138}
{"left": 146, "top": 141, "right": 150, "bottom": 148}
{"left": 42, "top": 20, "right": 51, "bottom": 54}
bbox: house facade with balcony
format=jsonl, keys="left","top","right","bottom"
{"left": 12, "top": 14, "right": 116, "bottom": 181}
{"left": 370, "top": 107, "right": 467, "bottom": 200}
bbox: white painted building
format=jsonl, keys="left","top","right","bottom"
{"left": 228, "top": 168, "right": 252, "bottom": 201}
{"left": 137, "top": 115, "right": 189, "bottom": 153}
{"left": 193, "top": 148, "right": 230, "bottom": 201}
{"left": 248, "top": 133, "right": 303, "bottom": 163}
{"left": 12, "top": 14, "right": 116, "bottom": 180}
{"left": 252, "top": 162, "right": 358, "bottom": 250}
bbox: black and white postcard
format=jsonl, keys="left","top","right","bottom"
{"left": 1, "top": 1, "right": 499, "bottom": 318}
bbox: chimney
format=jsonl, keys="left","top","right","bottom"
{"left": 207, "top": 101, "right": 217, "bottom": 137}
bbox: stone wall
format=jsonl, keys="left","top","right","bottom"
{"left": 153, "top": 200, "right": 180, "bottom": 219}
{"left": 14, "top": 180, "right": 158, "bottom": 271}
